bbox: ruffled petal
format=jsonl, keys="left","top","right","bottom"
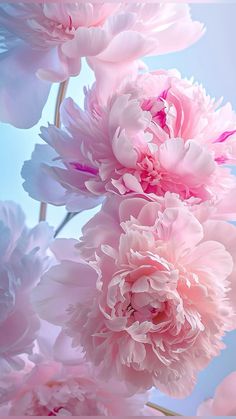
{"left": 21, "top": 144, "right": 66, "bottom": 205}
{"left": 32, "top": 260, "right": 97, "bottom": 325}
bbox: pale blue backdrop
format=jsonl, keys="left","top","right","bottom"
{"left": 1, "top": 4, "right": 236, "bottom": 415}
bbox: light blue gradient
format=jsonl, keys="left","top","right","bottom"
{"left": 1, "top": 4, "right": 236, "bottom": 415}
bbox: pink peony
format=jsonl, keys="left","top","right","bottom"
{"left": 0, "top": 3, "right": 203, "bottom": 128}
{"left": 22, "top": 69, "right": 236, "bottom": 216}
{"left": 197, "top": 372, "right": 236, "bottom": 416}
{"left": 0, "top": 201, "right": 53, "bottom": 373}
{"left": 0, "top": 360, "right": 159, "bottom": 416}
{"left": 33, "top": 194, "right": 236, "bottom": 397}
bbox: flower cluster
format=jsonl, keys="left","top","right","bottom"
{"left": 1, "top": 1, "right": 236, "bottom": 416}
{"left": 23, "top": 69, "right": 236, "bottom": 216}
{"left": 0, "top": 360, "right": 157, "bottom": 416}
{"left": 33, "top": 195, "right": 236, "bottom": 397}
{"left": 0, "top": 2, "right": 203, "bottom": 128}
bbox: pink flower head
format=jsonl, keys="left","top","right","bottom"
{"left": 0, "top": 201, "right": 53, "bottom": 373}
{"left": 0, "top": 360, "right": 158, "bottom": 416}
{"left": 33, "top": 194, "right": 236, "bottom": 397}
{"left": 0, "top": 3, "right": 204, "bottom": 128}
{"left": 23, "top": 69, "right": 236, "bottom": 217}
{"left": 197, "top": 372, "right": 236, "bottom": 416}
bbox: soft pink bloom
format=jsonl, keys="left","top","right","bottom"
{"left": 0, "top": 3, "right": 203, "bottom": 128}
{"left": 197, "top": 372, "right": 236, "bottom": 416}
{"left": 23, "top": 69, "right": 236, "bottom": 216}
{"left": 33, "top": 194, "right": 236, "bottom": 397}
{"left": 0, "top": 360, "right": 159, "bottom": 416}
{"left": 0, "top": 201, "right": 53, "bottom": 373}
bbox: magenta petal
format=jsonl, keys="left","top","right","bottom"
{"left": 213, "top": 129, "right": 236, "bottom": 143}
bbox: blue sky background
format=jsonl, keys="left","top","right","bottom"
{"left": 1, "top": 3, "right": 236, "bottom": 415}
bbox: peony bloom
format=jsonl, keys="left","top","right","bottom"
{"left": 22, "top": 69, "right": 236, "bottom": 217}
{"left": 197, "top": 372, "right": 236, "bottom": 416}
{"left": 0, "top": 3, "right": 204, "bottom": 128}
{"left": 33, "top": 194, "right": 236, "bottom": 397}
{"left": 0, "top": 201, "right": 53, "bottom": 373}
{"left": 0, "top": 360, "right": 159, "bottom": 416}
